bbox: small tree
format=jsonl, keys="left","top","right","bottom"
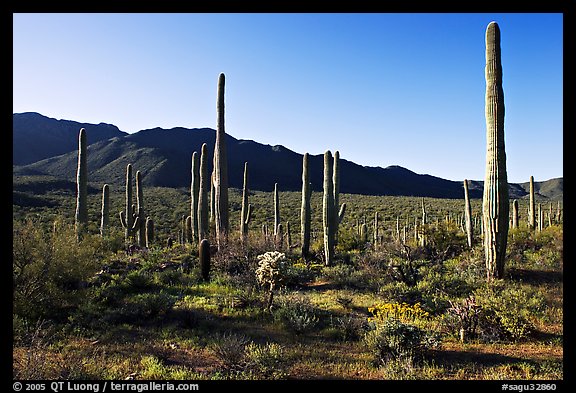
{"left": 255, "top": 251, "right": 288, "bottom": 311}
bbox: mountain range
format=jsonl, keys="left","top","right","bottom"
{"left": 12, "top": 112, "right": 562, "bottom": 200}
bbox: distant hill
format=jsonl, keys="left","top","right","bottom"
{"left": 12, "top": 113, "right": 562, "bottom": 200}
{"left": 13, "top": 112, "right": 127, "bottom": 165}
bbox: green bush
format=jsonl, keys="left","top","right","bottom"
{"left": 274, "top": 295, "right": 320, "bottom": 334}
{"left": 245, "top": 342, "right": 285, "bottom": 378}
{"left": 13, "top": 219, "right": 104, "bottom": 321}
{"left": 364, "top": 317, "right": 440, "bottom": 366}
{"left": 474, "top": 281, "right": 546, "bottom": 341}
{"left": 210, "top": 332, "right": 250, "bottom": 371}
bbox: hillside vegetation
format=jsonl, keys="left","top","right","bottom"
{"left": 13, "top": 176, "right": 563, "bottom": 380}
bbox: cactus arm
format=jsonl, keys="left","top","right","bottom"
{"left": 338, "top": 203, "right": 346, "bottom": 223}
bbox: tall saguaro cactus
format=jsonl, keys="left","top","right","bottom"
{"left": 301, "top": 153, "right": 312, "bottom": 259}
{"left": 512, "top": 199, "right": 519, "bottom": 229}
{"left": 119, "top": 164, "right": 139, "bottom": 244}
{"left": 190, "top": 151, "right": 199, "bottom": 243}
{"left": 463, "top": 179, "right": 474, "bottom": 248}
{"left": 323, "top": 151, "right": 335, "bottom": 265}
{"left": 240, "top": 162, "right": 252, "bottom": 243}
{"left": 100, "top": 184, "right": 110, "bottom": 237}
{"left": 529, "top": 176, "right": 536, "bottom": 230}
{"left": 135, "top": 170, "right": 147, "bottom": 247}
{"left": 75, "top": 128, "right": 88, "bottom": 241}
{"left": 213, "top": 72, "right": 229, "bottom": 248}
{"left": 373, "top": 211, "right": 379, "bottom": 246}
{"left": 145, "top": 217, "right": 154, "bottom": 248}
{"left": 482, "top": 21, "right": 509, "bottom": 280}
{"left": 273, "top": 183, "right": 280, "bottom": 237}
{"left": 198, "top": 144, "right": 210, "bottom": 243}
{"left": 333, "top": 151, "right": 341, "bottom": 244}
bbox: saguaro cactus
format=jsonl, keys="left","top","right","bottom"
{"left": 240, "top": 162, "right": 252, "bottom": 243}
{"left": 119, "top": 164, "right": 139, "bottom": 244}
{"left": 538, "top": 203, "right": 543, "bottom": 232}
{"left": 301, "top": 153, "right": 312, "bottom": 259}
{"left": 198, "top": 143, "right": 209, "bottom": 243}
{"left": 199, "top": 238, "right": 211, "bottom": 281}
{"left": 333, "top": 151, "right": 342, "bottom": 244}
{"left": 529, "top": 176, "right": 536, "bottom": 230}
{"left": 512, "top": 199, "right": 519, "bottom": 229}
{"left": 482, "top": 21, "right": 509, "bottom": 280}
{"left": 360, "top": 223, "right": 368, "bottom": 243}
{"left": 373, "top": 211, "right": 379, "bottom": 246}
{"left": 323, "top": 151, "right": 335, "bottom": 265}
{"left": 145, "top": 217, "right": 154, "bottom": 248}
{"left": 185, "top": 216, "right": 193, "bottom": 243}
{"left": 191, "top": 151, "right": 199, "bottom": 243}
{"left": 420, "top": 198, "right": 427, "bottom": 247}
{"left": 100, "top": 184, "right": 110, "bottom": 237}
{"left": 213, "top": 72, "right": 229, "bottom": 248}
{"left": 75, "top": 128, "right": 88, "bottom": 240}
{"left": 463, "top": 179, "right": 474, "bottom": 248}
{"left": 135, "top": 171, "right": 147, "bottom": 247}
{"left": 273, "top": 183, "right": 280, "bottom": 237}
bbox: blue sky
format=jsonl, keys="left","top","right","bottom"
{"left": 13, "top": 13, "right": 563, "bottom": 183}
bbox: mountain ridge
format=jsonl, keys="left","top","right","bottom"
{"left": 12, "top": 112, "right": 562, "bottom": 200}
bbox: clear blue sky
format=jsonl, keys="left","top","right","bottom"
{"left": 13, "top": 13, "right": 563, "bottom": 183}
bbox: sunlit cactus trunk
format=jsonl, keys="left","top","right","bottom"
{"left": 538, "top": 203, "right": 543, "bottom": 232}
{"left": 135, "top": 170, "right": 147, "bottom": 247}
{"left": 482, "top": 21, "right": 509, "bottom": 280}
{"left": 373, "top": 211, "right": 379, "bottom": 246}
{"left": 301, "top": 153, "right": 312, "bottom": 259}
{"left": 529, "top": 176, "right": 536, "bottom": 230}
{"left": 273, "top": 183, "right": 280, "bottom": 237}
{"left": 75, "top": 128, "right": 88, "bottom": 241}
{"left": 323, "top": 151, "right": 335, "bottom": 265}
{"left": 463, "top": 179, "right": 474, "bottom": 248}
{"left": 512, "top": 199, "right": 519, "bottom": 229}
{"left": 100, "top": 184, "right": 110, "bottom": 237}
{"left": 191, "top": 151, "right": 199, "bottom": 243}
{"left": 119, "top": 164, "right": 139, "bottom": 244}
{"left": 213, "top": 72, "right": 229, "bottom": 249}
{"left": 240, "top": 162, "right": 252, "bottom": 243}
{"left": 198, "top": 143, "right": 209, "bottom": 243}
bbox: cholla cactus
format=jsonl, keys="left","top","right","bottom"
{"left": 255, "top": 251, "right": 288, "bottom": 311}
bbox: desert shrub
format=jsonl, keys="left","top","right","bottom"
{"left": 321, "top": 263, "right": 376, "bottom": 290}
{"left": 283, "top": 260, "right": 323, "bottom": 287}
{"left": 364, "top": 317, "right": 440, "bottom": 366}
{"left": 274, "top": 295, "right": 320, "bottom": 334}
{"left": 442, "top": 295, "right": 481, "bottom": 341}
{"left": 332, "top": 314, "right": 369, "bottom": 341}
{"left": 474, "top": 281, "right": 546, "bottom": 341}
{"left": 110, "top": 292, "right": 178, "bottom": 323}
{"left": 210, "top": 332, "right": 250, "bottom": 371}
{"left": 422, "top": 221, "right": 467, "bottom": 262}
{"left": 368, "top": 302, "right": 430, "bottom": 324}
{"left": 244, "top": 342, "right": 285, "bottom": 378}
{"left": 121, "top": 270, "right": 155, "bottom": 292}
{"left": 13, "top": 219, "right": 105, "bottom": 321}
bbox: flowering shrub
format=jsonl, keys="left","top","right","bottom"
{"left": 368, "top": 302, "right": 430, "bottom": 324}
